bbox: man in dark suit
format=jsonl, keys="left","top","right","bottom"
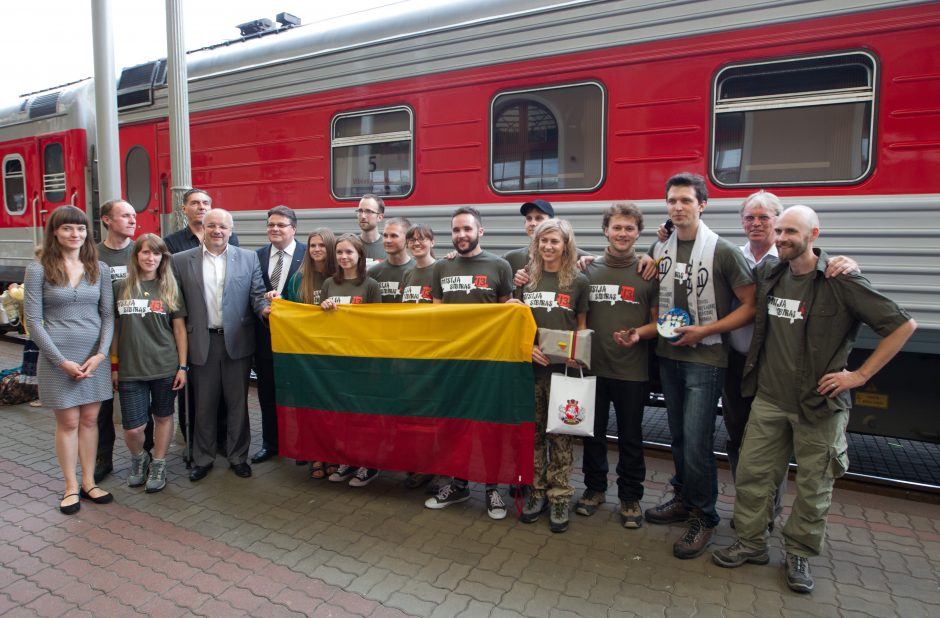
{"left": 172, "top": 209, "right": 270, "bottom": 481}
{"left": 251, "top": 205, "right": 304, "bottom": 464}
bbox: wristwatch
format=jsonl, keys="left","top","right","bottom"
{"left": 178, "top": 365, "right": 189, "bottom": 372}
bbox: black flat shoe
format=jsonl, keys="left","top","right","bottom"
{"left": 230, "top": 462, "right": 252, "bottom": 478}
{"left": 59, "top": 493, "right": 81, "bottom": 515}
{"left": 79, "top": 486, "right": 113, "bottom": 504}
{"left": 189, "top": 464, "right": 213, "bottom": 482}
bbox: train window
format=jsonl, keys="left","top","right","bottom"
{"left": 331, "top": 107, "right": 413, "bottom": 199}
{"left": 125, "top": 146, "right": 151, "bottom": 211}
{"left": 490, "top": 82, "right": 605, "bottom": 193}
{"left": 3, "top": 155, "right": 27, "bottom": 215}
{"left": 43, "top": 142, "right": 66, "bottom": 202}
{"left": 712, "top": 52, "right": 876, "bottom": 186}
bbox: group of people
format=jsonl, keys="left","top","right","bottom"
{"left": 22, "top": 173, "right": 915, "bottom": 595}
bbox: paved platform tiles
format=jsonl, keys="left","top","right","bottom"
{"left": 1, "top": 341, "right": 939, "bottom": 616}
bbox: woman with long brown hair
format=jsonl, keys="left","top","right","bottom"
{"left": 24, "top": 206, "right": 114, "bottom": 514}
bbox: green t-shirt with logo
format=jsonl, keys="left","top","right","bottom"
{"left": 401, "top": 262, "right": 438, "bottom": 304}
{"left": 114, "top": 279, "right": 187, "bottom": 381}
{"left": 362, "top": 237, "right": 387, "bottom": 270}
{"left": 97, "top": 242, "right": 133, "bottom": 290}
{"left": 518, "top": 270, "right": 589, "bottom": 375}
{"left": 654, "top": 237, "right": 754, "bottom": 368}
{"left": 430, "top": 251, "right": 513, "bottom": 304}
{"left": 320, "top": 277, "right": 382, "bottom": 305}
{"left": 757, "top": 269, "right": 814, "bottom": 411}
{"left": 368, "top": 258, "right": 415, "bottom": 303}
{"left": 586, "top": 257, "right": 659, "bottom": 382}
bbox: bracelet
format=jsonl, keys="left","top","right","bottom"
{"left": 178, "top": 365, "right": 189, "bottom": 372}
{"left": 110, "top": 354, "right": 119, "bottom": 364}
{"left": 111, "top": 363, "right": 118, "bottom": 372}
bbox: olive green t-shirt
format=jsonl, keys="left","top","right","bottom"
{"left": 361, "top": 237, "right": 387, "bottom": 269}
{"left": 757, "top": 269, "right": 814, "bottom": 411}
{"left": 114, "top": 279, "right": 187, "bottom": 381}
{"left": 654, "top": 237, "right": 754, "bottom": 368}
{"left": 96, "top": 242, "right": 133, "bottom": 289}
{"left": 401, "top": 262, "right": 437, "bottom": 303}
{"left": 430, "top": 251, "right": 513, "bottom": 304}
{"left": 586, "top": 257, "right": 659, "bottom": 382}
{"left": 284, "top": 269, "right": 328, "bottom": 305}
{"left": 368, "top": 258, "right": 415, "bottom": 303}
{"left": 517, "top": 271, "right": 589, "bottom": 375}
{"left": 320, "top": 277, "right": 382, "bottom": 305}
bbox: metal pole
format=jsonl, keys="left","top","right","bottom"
{"left": 90, "top": 0, "right": 121, "bottom": 209}
{"left": 165, "top": 0, "right": 192, "bottom": 233}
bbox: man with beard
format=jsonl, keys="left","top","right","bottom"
{"left": 425, "top": 207, "right": 513, "bottom": 520}
{"left": 356, "top": 194, "right": 386, "bottom": 267}
{"left": 368, "top": 218, "right": 414, "bottom": 302}
{"left": 711, "top": 205, "right": 915, "bottom": 593}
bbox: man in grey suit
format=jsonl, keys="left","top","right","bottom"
{"left": 251, "top": 205, "right": 304, "bottom": 464}
{"left": 172, "top": 209, "right": 270, "bottom": 481}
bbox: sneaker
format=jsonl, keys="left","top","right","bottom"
{"left": 349, "top": 467, "right": 378, "bottom": 487}
{"left": 520, "top": 491, "right": 547, "bottom": 523}
{"left": 712, "top": 540, "right": 770, "bottom": 568}
{"left": 619, "top": 500, "right": 643, "bottom": 529}
{"left": 785, "top": 553, "right": 814, "bottom": 593}
{"left": 645, "top": 493, "right": 690, "bottom": 525}
{"left": 404, "top": 472, "right": 432, "bottom": 489}
{"left": 127, "top": 451, "right": 151, "bottom": 488}
{"left": 328, "top": 464, "right": 356, "bottom": 482}
{"left": 145, "top": 458, "right": 168, "bottom": 493}
{"left": 575, "top": 489, "right": 605, "bottom": 516}
{"left": 549, "top": 501, "right": 569, "bottom": 533}
{"left": 672, "top": 517, "right": 715, "bottom": 559}
{"left": 425, "top": 483, "right": 470, "bottom": 509}
{"left": 94, "top": 456, "right": 113, "bottom": 484}
{"left": 425, "top": 475, "right": 451, "bottom": 495}
{"left": 486, "top": 488, "right": 507, "bottom": 520}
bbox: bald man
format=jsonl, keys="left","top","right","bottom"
{"left": 711, "top": 205, "right": 916, "bottom": 594}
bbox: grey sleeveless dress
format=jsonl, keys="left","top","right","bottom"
{"left": 24, "top": 261, "right": 114, "bottom": 409}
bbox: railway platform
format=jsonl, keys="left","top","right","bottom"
{"left": 1, "top": 340, "right": 939, "bottom": 616}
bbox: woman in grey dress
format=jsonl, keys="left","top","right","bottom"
{"left": 24, "top": 206, "right": 115, "bottom": 514}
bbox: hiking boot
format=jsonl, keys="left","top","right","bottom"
{"left": 619, "top": 500, "right": 643, "bottom": 529}
{"left": 645, "top": 493, "right": 689, "bottom": 525}
{"left": 425, "top": 482, "right": 470, "bottom": 509}
{"left": 145, "top": 458, "right": 167, "bottom": 493}
{"left": 549, "top": 500, "right": 569, "bottom": 533}
{"left": 328, "top": 464, "right": 356, "bottom": 482}
{"left": 486, "top": 488, "right": 507, "bottom": 520}
{"left": 520, "top": 491, "right": 547, "bottom": 523}
{"left": 672, "top": 516, "right": 715, "bottom": 559}
{"left": 349, "top": 467, "right": 378, "bottom": 487}
{"left": 785, "top": 553, "right": 814, "bottom": 593}
{"left": 93, "top": 456, "right": 113, "bottom": 484}
{"left": 128, "top": 451, "right": 151, "bottom": 488}
{"left": 575, "top": 489, "right": 605, "bottom": 516}
{"left": 712, "top": 540, "right": 770, "bottom": 568}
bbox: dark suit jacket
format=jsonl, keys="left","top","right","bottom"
{"left": 255, "top": 240, "right": 305, "bottom": 360}
{"left": 172, "top": 244, "right": 269, "bottom": 366}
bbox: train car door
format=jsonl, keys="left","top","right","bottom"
{"left": 36, "top": 136, "right": 70, "bottom": 228}
{"left": 120, "top": 124, "right": 160, "bottom": 236}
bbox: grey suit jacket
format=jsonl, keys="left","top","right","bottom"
{"left": 172, "top": 244, "right": 270, "bottom": 366}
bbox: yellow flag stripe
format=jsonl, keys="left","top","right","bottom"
{"left": 270, "top": 299, "right": 537, "bottom": 363}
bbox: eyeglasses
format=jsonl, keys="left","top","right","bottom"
{"left": 355, "top": 209, "right": 380, "bottom": 216}
{"left": 407, "top": 237, "right": 429, "bottom": 244}
{"left": 266, "top": 223, "right": 293, "bottom": 229}
{"left": 742, "top": 215, "right": 772, "bottom": 224}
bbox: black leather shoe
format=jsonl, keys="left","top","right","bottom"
{"left": 93, "top": 457, "right": 113, "bottom": 484}
{"left": 250, "top": 448, "right": 275, "bottom": 464}
{"left": 189, "top": 464, "right": 213, "bottom": 482}
{"left": 231, "top": 462, "right": 252, "bottom": 478}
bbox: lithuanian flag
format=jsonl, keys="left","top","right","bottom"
{"left": 271, "top": 300, "right": 537, "bottom": 484}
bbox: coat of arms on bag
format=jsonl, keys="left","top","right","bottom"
{"left": 559, "top": 398, "right": 585, "bottom": 425}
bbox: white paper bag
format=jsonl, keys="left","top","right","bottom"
{"left": 547, "top": 368, "right": 595, "bottom": 437}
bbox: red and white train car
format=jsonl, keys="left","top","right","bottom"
{"left": 0, "top": 0, "right": 937, "bottom": 439}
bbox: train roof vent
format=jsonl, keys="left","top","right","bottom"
{"left": 117, "top": 60, "right": 163, "bottom": 110}
{"left": 28, "top": 92, "right": 61, "bottom": 119}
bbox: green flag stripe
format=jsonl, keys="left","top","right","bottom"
{"left": 274, "top": 353, "right": 535, "bottom": 424}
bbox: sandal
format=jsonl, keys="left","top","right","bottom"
{"left": 80, "top": 486, "right": 114, "bottom": 504}
{"left": 324, "top": 463, "right": 339, "bottom": 477}
{"left": 310, "top": 461, "right": 326, "bottom": 480}
{"left": 59, "top": 493, "right": 80, "bottom": 515}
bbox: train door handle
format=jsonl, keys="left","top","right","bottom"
{"left": 70, "top": 190, "right": 78, "bottom": 206}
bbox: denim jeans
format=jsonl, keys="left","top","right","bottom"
{"left": 581, "top": 377, "right": 647, "bottom": 502}
{"left": 659, "top": 358, "right": 725, "bottom": 527}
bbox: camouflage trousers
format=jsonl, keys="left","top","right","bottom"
{"left": 533, "top": 373, "right": 575, "bottom": 503}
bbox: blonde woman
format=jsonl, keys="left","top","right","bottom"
{"left": 111, "top": 234, "right": 188, "bottom": 493}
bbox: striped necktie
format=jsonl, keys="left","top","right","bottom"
{"left": 270, "top": 249, "right": 284, "bottom": 292}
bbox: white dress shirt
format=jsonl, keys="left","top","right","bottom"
{"left": 202, "top": 245, "right": 228, "bottom": 329}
